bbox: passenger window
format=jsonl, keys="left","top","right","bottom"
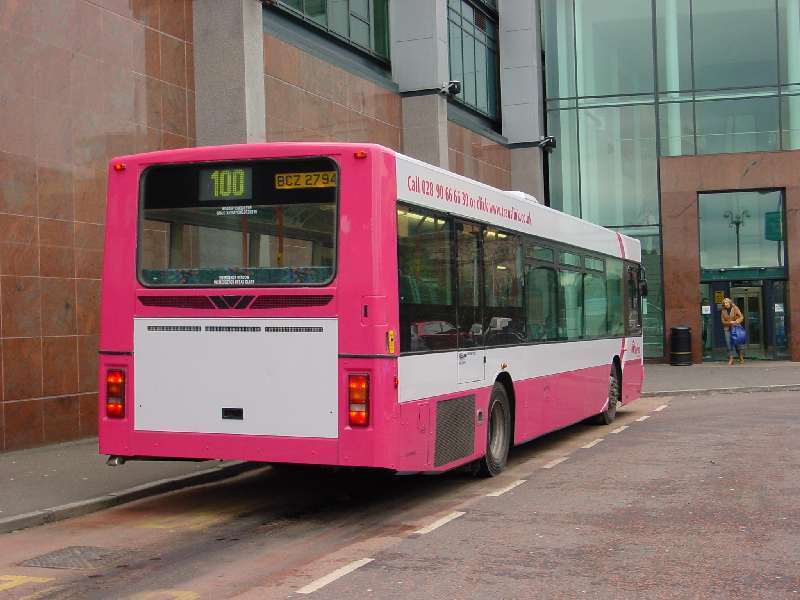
{"left": 606, "top": 259, "right": 625, "bottom": 336}
{"left": 526, "top": 266, "right": 558, "bottom": 342}
{"left": 456, "top": 221, "right": 483, "bottom": 348}
{"left": 558, "top": 270, "right": 583, "bottom": 340}
{"left": 397, "top": 206, "right": 457, "bottom": 352}
{"left": 527, "top": 245, "right": 554, "bottom": 262}
{"left": 585, "top": 256, "right": 604, "bottom": 272}
{"left": 583, "top": 271, "right": 607, "bottom": 337}
{"left": 626, "top": 264, "right": 642, "bottom": 334}
{"left": 560, "top": 251, "right": 581, "bottom": 267}
{"left": 484, "top": 228, "right": 525, "bottom": 346}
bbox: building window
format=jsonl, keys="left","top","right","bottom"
{"left": 447, "top": 0, "right": 500, "bottom": 120}
{"left": 275, "top": 0, "right": 390, "bottom": 60}
{"left": 699, "top": 190, "right": 786, "bottom": 272}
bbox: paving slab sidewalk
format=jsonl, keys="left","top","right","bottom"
{"left": 643, "top": 360, "right": 800, "bottom": 395}
{"left": 0, "top": 438, "right": 254, "bottom": 533}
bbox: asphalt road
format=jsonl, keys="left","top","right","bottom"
{"left": 0, "top": 392, "right": 797, "bottom": 599}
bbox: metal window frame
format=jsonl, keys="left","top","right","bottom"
{"left": 272, "top": 0, "right": 390, "bottom": 63}
{"left": 447, "top": 0, "right": 501, "bottom": 121}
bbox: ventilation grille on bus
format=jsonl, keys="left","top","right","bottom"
{"left": 434, "top": 395, "right": 475, "bottom": 467}
{"left": 249, "top": 295, "right": 333, "bottom": 309}
{"left": 138, "top": 295, "right": 332, "bottom": 310}
{"left": 139, "top": 296, "right": 216, "bottom": 309}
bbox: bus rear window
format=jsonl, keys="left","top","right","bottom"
{"left": 139, "top": 158, "right": 337, "bottom": 287}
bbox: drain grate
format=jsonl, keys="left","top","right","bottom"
{"left": 20, "top": 546, "right": 137, "bottom": 570}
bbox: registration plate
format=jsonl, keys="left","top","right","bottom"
{"left": 275, "top": 171, "right": 337, "bottom": 189}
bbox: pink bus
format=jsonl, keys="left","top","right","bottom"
{"left": 99, "top": 143, "right": 645, "bottom": 476}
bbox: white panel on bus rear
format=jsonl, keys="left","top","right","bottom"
{"left": 134, "top": 318, "right": 338, "bottom": 438}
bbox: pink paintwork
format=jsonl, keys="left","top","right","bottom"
{"left": 98, "top": 143, "right": 644, "bottom": 474}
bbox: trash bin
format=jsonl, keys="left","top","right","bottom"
{"left": 670, "top": 326, "right": 692, "bottom": 366}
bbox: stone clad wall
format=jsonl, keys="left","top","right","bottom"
{"left": 263, "top": 34, "right": 401, "bottom": 149}
{"left": 447, "top": 123, "right": 511, "bottom": 190}
{"left": 0, "top": 0, "right": 195, "bottom": 451}
{"left": 660, "top": 151, "right": 800, "bottom": 363}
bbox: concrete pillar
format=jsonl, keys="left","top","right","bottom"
{"left": 193, "top": 0, "right": 266, "bottom": 145}
{"left": 511, "top": 146, "right": 545, "bottom": 201}
{"left": 499, "top": 0, "right": 545, "bottom": 199}
{"left": 401, "top": 94, "right": 449, "bottom": 168}
{"left": 390, "top": 0, "right": 449, "bottom": 167}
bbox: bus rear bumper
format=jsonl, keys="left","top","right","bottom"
{"left": 99, "top": 429, "right": 341, "bottom": 465}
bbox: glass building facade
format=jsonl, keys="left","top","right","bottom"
{"left": 541, "top": 0, "right": 800, "bottom": 358}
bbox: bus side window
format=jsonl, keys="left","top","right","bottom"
{"left": 526, "top": 265, "right": 558, "bottom": 342}
{"left": 397, "top": 206, "right": 457, "bottom": 353}
{"left": 606, "top": 258, "right": 625, "bottom": 336}
{"left": 456, "top": 221, "right": 483, "bottom": 348}
{"left": 484, "top": 228, "right": 525, "bottom": 346}
{"left": 626, "top": 265, "right": 642, "bottom": 334}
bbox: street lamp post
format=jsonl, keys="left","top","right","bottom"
{"left": 724, "top": 209, "right": 751, "bottom": 266}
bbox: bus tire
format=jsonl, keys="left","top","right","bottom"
{"left": 593, "top": 366, "right": 621, "bottom": 425}
{"left": 477, "top": 383, "right": 511, "bottom": 477}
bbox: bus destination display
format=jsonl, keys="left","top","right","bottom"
{"left": 199, "top": 167, "right": 253, "bottom": 201}
{"left": 275, "top": 171, "right": 337, "bottom": 190}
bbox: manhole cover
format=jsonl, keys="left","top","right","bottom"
{"left": 20, "top": 546, "right": 136, "bottom": 570}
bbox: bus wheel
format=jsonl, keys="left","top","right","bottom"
{"left": 593, "top": 366, "right": 621, "bottom": 425}
{"left": 478, "top": 383, "right": 511, "bottom": 477}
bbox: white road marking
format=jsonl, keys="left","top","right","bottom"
{"left": 413, "top": 511, "right": 465, "bottom": 535}
{"left": 654, "top": 404, "right": 669, "bottom": 412}
{"left": 297, "top": 558, "right": 374, "bottom": 595}
{"left": 542, "top": 457, "right": 569, "bottom": 469}
{"left": 486, "top": 480, "right": 526, "bottom": 497}
{"left": 610, "top": 425, "right": 629, "bottom": 434}
{"left": 582, "top": 439, "right": 604, "bottom": 449}
{"left": 636, "top": 415, "right": 650, "bottom": 422}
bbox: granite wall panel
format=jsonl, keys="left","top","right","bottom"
{"left": 0, "top": 0, "right": 195, "bottom": 451}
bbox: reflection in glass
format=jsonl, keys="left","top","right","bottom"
{"left": 583, "top": 271, "right": 607, "bottom": 337}
{"left": 779, "top": 0, "right": 800, "bottom": 85}
{"left": 541, "top": 0, "right": 576, "bottom": 100}
{"left": 656, "top": 0, "right": 692, "bottom": 93}
{"left": 692, "top": 0, "right": 778, "bottom": 90}
{"left": 699, "top": 191, "right": 785, "bottom": 270}
{"left": 578, "top": 104, "right": 659, "bottom": 227}
{"left": 558, "top": 270, "right": 583, "bottom": 341}
{"left": 695, "top": 96, "right": 779, "bottom": 154}
{"left": 526, "top": 266, "right": 558, "bottom": 342}
{"left": 483, "top": 228, "right": 525, "bottom": 345}
{"left": 546, "top": 109, "right": 581, "bottom": 217}
{"left": 606, "top": 258, "right": 625, "bottom": 336}
{"left": 659, "top": 99, "right": 695, "bottom": 156}
{"left": 781, "top": 95, "right": 800, "bottom": 149}
{"left": 397, "top": 207, "right": 456, "bottom": 352}
{"left": 574, "top": 0, "right": 653, "bottom": 97}
{"left": 457, "top": 221, "right": 483, "bottom": 348}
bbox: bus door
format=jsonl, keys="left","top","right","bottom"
{"left": 456, "top": 221, "right": 485, "bottom": 383}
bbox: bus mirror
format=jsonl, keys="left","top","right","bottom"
{"left": 640, "top": 280, "right": 649, "bottom": 298}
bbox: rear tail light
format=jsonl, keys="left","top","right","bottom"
{"left": 348, "top": 374, "right": 369, "bottom": 427}
{"left": 106, "top": 369, "right": 126, "bottom": 418}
